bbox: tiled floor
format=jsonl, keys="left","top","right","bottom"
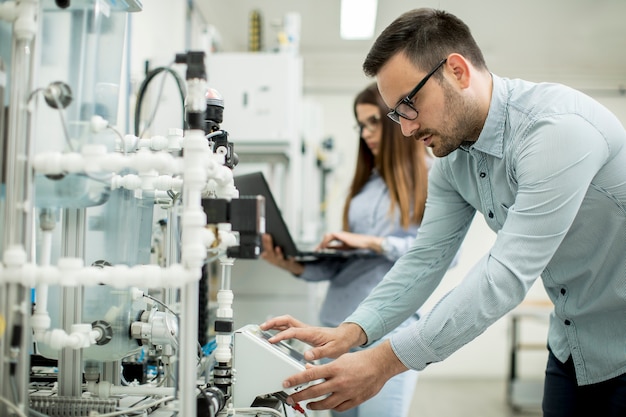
{"left": 409, "top": 377, "right": 542, "bottom": 417}
{"left": 308, "top": 377, "right": 542, "bottom": 417}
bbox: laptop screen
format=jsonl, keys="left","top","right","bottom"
{"left": 234, "top": 172, "right": 300, "bottom": 257}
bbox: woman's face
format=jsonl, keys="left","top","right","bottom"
{"left": 355, "top": 103, "right": 383, "bottom": 156}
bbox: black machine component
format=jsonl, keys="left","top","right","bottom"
{"left": 205, "top": 87, "right": 238, "bottom": 169}
{"left": 43, "top": 81, "right": 73, "bottom": 109}
{"left": 197, "top": 385, "right": 226, "bottom": 417}
{"left": 213, "top": 318, "right": 233, "bottom": 334}
{"left": 174, "top": 51, "right": 238, "bottom": 168}
{"left": 204, "top": 87, "right": 224, "bottom": 133}
{"left": 211, "top": 365, "right": 232, "bottom": 399}
{"left": 121, "top": 361, "right": 146, "bottom": 385}
{"left": 55, "top": 0, "right": 71, "bottom": 8}
{"left": 175, "top": 51, "right": 207, "bottom": 132}
{"left": 210, "top": 130, "right": 238, "bottom": 170}
{"left": 91, "top": 320, "right": 113, "bottom": 346}
{"left": 30, "top": 355, "right": 58, "bottom": 384}
{"left": 202, "top": 196, "right": 265, "bottom": 259}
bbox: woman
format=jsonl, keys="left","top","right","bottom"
{"left": 261, "top": 82, "right": 430, "bottom": 417}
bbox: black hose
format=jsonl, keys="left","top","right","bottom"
{"left": 134, "top": 66, "right": 186, "bottom": 137}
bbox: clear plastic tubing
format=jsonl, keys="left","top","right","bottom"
{"left": 4, "top": 37, "right": 34, "bottom": 249}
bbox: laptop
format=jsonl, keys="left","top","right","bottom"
{"left": 234, "top": 172, "right": 377, "bottom": 262}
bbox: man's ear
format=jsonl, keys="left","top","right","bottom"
{"left": 445, "top": 53, "right": 471, "bottom": 89}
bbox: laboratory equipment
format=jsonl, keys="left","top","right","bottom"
{"left": 0, "top": 1, "right": 316, "bottom": 416}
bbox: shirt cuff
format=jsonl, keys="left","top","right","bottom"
{"left": 390, "top": 324, "right": 442, "bottom": 371}
{"left": 380, "top": 237, "right": 392, "bottom": 255}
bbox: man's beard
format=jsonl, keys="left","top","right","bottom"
{"left": 420, "top": 80, "right": 484, "bottom": 157}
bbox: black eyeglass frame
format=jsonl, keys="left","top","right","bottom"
{"left": 387, "top": 58, "right": 447, "bottom": 124}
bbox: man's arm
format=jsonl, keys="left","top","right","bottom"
{"left": 346, "top": 160, "right": 475, "bottom": 346}
{"left": 356, "top": 115, "right": 610, "bottom": 372}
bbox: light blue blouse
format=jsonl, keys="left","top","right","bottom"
{"left": 298, "top": 171, "right": 420, "bottom": 327}
{"left": 346, "top": 74, "right": 626, "bottom": 386}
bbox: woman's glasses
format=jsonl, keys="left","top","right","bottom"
{"left": 354, "top": 115, "right": 382, "bottom": 134}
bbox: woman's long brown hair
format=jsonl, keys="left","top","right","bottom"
{"left": 342, "top": 83, "right": 430, "bottom": 230}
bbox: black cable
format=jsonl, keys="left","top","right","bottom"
{"left": 134, "top": 66, "right": 186, "bottom": 138}
{"left": 143, "top": 293, "right": 178, "bottom": 317}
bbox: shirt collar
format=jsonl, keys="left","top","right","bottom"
{"left": 466, "top": 73, "right": 507, "bottom": 158}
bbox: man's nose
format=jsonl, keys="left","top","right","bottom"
{"left": 400, "top": 118, "right": 419, "bottom": 137}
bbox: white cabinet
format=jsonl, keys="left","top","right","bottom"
{"left": 206, "top": 52, "right": 305, "bottom": 240}
{"left": 206, "top": 53, "right": 302, "bottom": 144}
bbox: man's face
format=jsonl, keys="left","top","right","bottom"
{"left": 377, "top": 52, "right": 482, "bottom": 157}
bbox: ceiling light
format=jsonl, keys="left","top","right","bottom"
{"left": 340, "top": 0, "right": 378, "bottom": 40}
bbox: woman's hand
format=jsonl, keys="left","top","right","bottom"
{"left": 260, "top": 234, "right": 305, "bottom": 275}
{"left": 317, "top": 231, "right": 384, "bottom": 253}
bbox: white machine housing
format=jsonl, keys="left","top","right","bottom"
{"left": 232, "top": 324, "right": 322, "bottom": 408}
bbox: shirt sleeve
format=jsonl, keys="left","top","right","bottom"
{"left": 345, "top": 158, "right": 474, "bottom": 343}
{"left": 348, "top": 114, "right": 610, "bottom": 371}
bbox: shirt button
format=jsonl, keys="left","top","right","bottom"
{"left": 479, "top": 172, "right": 486, "bottom": 178}
{"left": 564, "top": 319, "right": 571, "bottom": 326}
{"left": 488, "top": 211, "right": 494, "bottom": 218}
{"left": 560, "top": 288, "right": 566, "bottom": 295}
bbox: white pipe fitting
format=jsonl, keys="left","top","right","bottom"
{"left": 167, "top": 128, "right": 184, "bottom": 151}
{"left": 5, "top": 260, "right": 198, "bottom": 288}
{"left": 111, "top": 174, "right": 141, "bottom": 190}
{"left": 57, "top": 257, "right": 84, "bottom": 287}
{"left": 90, "top": 115, "right": 109, "bottom": 133}
{"left": 36, "top": 323, "right": 95, "bottom": 350}
{"left": 3, "top": 244, "right": 27, "bottom": 267}
{"left": 62, "top": 152, "right": 85, "bottom": 173}
{"left": 217, "top": 229, "right": 237, "bottom": 252}
{"left": 82, "top": 144, "right": 108, "bottom": 173}
{"left": 154, "top": 175, "right": 183, "bottom": 192}
{"left": 31, "top": 313, "right": 51, "bottom": 339}
{"left": 100, "top": 152, "right": 127, "bottom": 172}
{"left": 138, "top": 135, "right": 168, "bottom": 151}
{"left": 13, "top": 0, "right": 37, "bottom": 42}
{"left": 34, "top": 148, "right": 183, "bottom": 177}
{"left": 116, "top": 134, "right": 138, "bottom": 153}
{"left": 87, "top": 381, "right": 175, "bottom": 399}
{"left": 0, "top": 2, "right": 18, "bottom": 23}
{"left": 32, "top": 152, "right": 63, "bottom": 175}
{"left": 216, "top": 290, "right": 233, "bottom": 319}
{"left": 214, "top": 333, "right": 232, "bottom": 364}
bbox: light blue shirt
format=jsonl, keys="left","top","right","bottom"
{"left": 299, "top": 171, "right": 419, "bottom": 327}
{"left": 346, "top": 74, "right": 626, "bottom": 385}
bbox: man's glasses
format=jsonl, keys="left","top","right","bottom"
{"left": 387, "top": 58, "right": 447, "bottom": 124}
{"left": 354, "top": 115, "right": 382, "bottom": 134}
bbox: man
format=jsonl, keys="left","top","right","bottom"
{"left": 261, "top": 8, "right": 626, "bottom": 416}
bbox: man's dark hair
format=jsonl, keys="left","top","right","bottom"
{"left": 363, "top": 8, "right": 488, "bottom": 77}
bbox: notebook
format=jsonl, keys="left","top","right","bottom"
{"left": 234, "top": 171, "right": 376, "bottom": 262}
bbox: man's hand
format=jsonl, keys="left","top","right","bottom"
{"left": 282, "top": 341, "right": 409, "bottom": 412}
{"left": 260, "top": 316, "right": 366, "bottom": 360}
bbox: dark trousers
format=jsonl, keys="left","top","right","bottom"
{"left": 543, "top": 350, "right": 626, "bottom": 417}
